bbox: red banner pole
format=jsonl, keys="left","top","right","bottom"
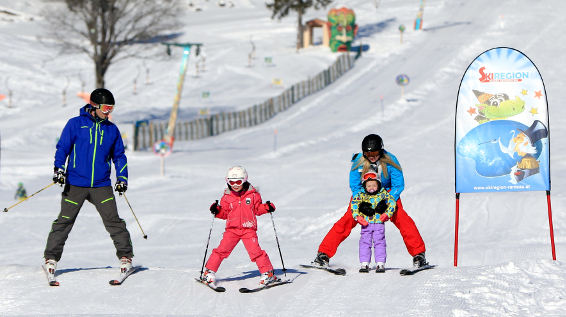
{"left": 454, "top": 193, "right": 460, "bottom": 266}
{"left": 546, "top": 190, "right": 556, "bottom": 260}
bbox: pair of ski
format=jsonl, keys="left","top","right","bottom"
{"left": 300, "top": 263, "right": 436, "bottom": 276}
{"left": 195, "top": 277, "right": 292, "bottom": 293}
{"left": 42, "top": 265, "right": 141, "bottom": 286}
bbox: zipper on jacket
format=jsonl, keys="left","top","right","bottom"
{"left": 73, "top": 144, "right": 76, "bottom": 168}
{"left": 91, "top": 122, "right": 99, "bottom": 187}
{"left": 100, "top": 130, "right": 104, "bottom": 145}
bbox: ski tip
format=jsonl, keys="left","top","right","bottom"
{"left": 334, "top": 269, "right": 347, "bottom": 275}
{"left": 49, "top": 281, "right": 59, "bottom": 287}
{"left": 109, "top": 280, "right": 122, "bottom": 286}
{"left": 215, "top": 287, "right": 226, "bottom": 292}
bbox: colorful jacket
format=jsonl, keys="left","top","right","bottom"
{"left": 216, "top": 184, "right": 271, "bottom": 231}
{"left": 351, "top": 189, "right": 397, "bottom": 224}
{"left": 54, "top": 105, "right": 128, "bottom": 188}
{"left": 349, "top": 150, "right": 404, "bottom": 201}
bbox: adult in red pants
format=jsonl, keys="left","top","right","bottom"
{"left": 313, "top": 134, "right": 427, "bottom": 268}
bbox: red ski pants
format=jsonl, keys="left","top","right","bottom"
{"left": 318, "top": 198, "right": 425, "bottom": 258}
{"left": 206, "top": 228, "right": 274, "bottom": 274}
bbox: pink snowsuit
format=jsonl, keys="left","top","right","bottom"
{"left": 205, "top": 184, "right": 274, "bottom": 274}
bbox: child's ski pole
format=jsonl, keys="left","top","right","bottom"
{"left": 3, "top": 182, "right": 55, "bottom": 212}
{"left": 200, "top": 213, "right": 216, "bottom": 279}
{"left": 270, "top": 212, "right": 287, "bottom": 277}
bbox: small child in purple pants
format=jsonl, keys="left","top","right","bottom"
{"left": 351, "top": 171, "right": 396, "bottom": 273}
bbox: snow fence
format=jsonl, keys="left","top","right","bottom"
{"left": 133, "top": 53, "right": 355, "bottom": 151}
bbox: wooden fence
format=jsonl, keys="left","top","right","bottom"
{"left": 133, "top": 53, "right": 355, "bottom": 150}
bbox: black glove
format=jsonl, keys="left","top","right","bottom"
{"left": 359, "top": 202, "right": 375, "bottom": 217}
{"left": 53, "top": 167, "right": 65, "bottom": 187}
{"left": 374, "top": 200, "right": 388, "bottom": 215}
{"left": 265, "top": 201, "right": 275, "bottom": 213}
{"left": 114, "top": 181, "right": 127, "bottom": 196}
{"left": 210, "top": 200, "right": 220, "bottom": 215}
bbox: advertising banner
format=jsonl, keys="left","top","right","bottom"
{"left": 455, "top": 47, "right": 550, "bottom": 193}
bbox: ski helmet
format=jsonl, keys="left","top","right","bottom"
{"left": 362, "top": 171, "right": 381, "bottom": 193}
{"left": 90, "top": 88, "right": 115, "bottom": 105}
{"left": 225, "top": 166, "right": 248, "bottom": 185}
{"left": 361, "top": 134, "right": 383, "bottom": 156}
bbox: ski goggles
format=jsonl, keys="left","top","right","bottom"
{"left": 91, "top": 102, "right": 115, "bottom": 114}
{"left": 362, "top": 172, "right": 379, "bottom": 182}
{"left": 363, "top": 150, "right": 380, "bottom": 157}
{"left": 228, "top": 179, "right": 244, "bottom": 186}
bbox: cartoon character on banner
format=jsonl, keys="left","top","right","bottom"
{"left": 327, "top": 5, "right": 358, "bottom": 52}
{"left": 457, "top": 119, "right": 548, "bottom": 185}
{"left": 470, "top": 89, "right": 525, "bottom": 124}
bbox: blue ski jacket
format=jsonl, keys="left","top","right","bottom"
{"left": 349, "top": 150, "right": 404, "bottom": 201}
{"left": 54, "top": 105, "right": 128, "bottom": 188}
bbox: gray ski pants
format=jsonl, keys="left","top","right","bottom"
{"left": 44, "top": 184, "right": 133, "bottom": 261}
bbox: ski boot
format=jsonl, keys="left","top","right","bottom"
{"left": 359, "top": 262, "right": 370, "bottom": 273}
{"left": 412, "top": 252, "right": 428, "bottom": 268}
{"left": 202, "top": 268, "right": 216, "bottom": 286}
{"left": 259, "top": 270, "right": 280, "bottom": 286}
{"left": 312, "top": 252, "right": 330, "bottom": 268}
{"left": 120, "top": 256, "right": 133, "bottom": 274}
{"left": 375, "top": 262, "right": 385, "bottom": 273}
{"left": 45, "top": 259, "right": 57, "bottom": 275}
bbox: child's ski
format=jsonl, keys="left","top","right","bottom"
{"left": 399, "top": 264, "right": 436, "bottom": 276}
{"left": 195, "top": 277, "right": 226, "bottom": 292}
{"left": 41, "top": 265, "right": 59, "bottom": 287}
{"left": 239, "top": 279, "right": 291, "bottom": 293}
{"left": 300, "top": 263, "right": 346, "bottom": 275}
{"left": 109, "top": 266, "right": 141, "bottom": 285}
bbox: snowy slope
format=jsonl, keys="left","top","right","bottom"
{"left": 1, "top": 0, "right": 566, "bottom": 315}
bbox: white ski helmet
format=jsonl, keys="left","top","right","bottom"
{"left": 225, "top": 166, "right": 248, "bottom": 183}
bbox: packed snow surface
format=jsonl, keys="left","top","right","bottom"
{"left": 1, "top": 0, "right": 566, "bottom": 316}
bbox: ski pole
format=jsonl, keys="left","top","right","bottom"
{"left": 270, "top": 212, "right": 287, "bottom": 277}
{"left": 3, "top": 182, "right": 55, "bottom": 213}
{"left": 200, "top": 213, "right": 216, "bottom": 279}
{"left": 122, "top": 193, "right": 148, "bottom": 239}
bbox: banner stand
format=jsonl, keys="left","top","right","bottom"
{"left": 454, "top": 47, "right": 555, "bottom": 266}
{"left": 454, "top": 191, "right": 556, "bottom": 266}
{"left": 546, "top": 190, "right": 557, "bottom": 260}
{"left": 454, "top": 193, "right": 460, "bottom": 266}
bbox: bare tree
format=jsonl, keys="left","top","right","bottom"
{"left": 266, "top": 0, "right": 332, "bottom": 51}
{"left": 43, "top": 0, "right": 184, "bottom": 88}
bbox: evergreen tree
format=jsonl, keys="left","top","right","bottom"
{"left": 266, "top": 0, "right": 332, "bottom": 50}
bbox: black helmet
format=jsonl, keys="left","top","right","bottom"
{"left": 90, "top": 88, "right": 115, "bottom": 105}
{"left": 361, "top": 134, "right": 383, "bottom": 153}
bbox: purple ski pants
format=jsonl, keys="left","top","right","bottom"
{"left": 359, "top": 223, "right": 386, "bottom": 263}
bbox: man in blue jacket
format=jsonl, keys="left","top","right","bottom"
{"left": 44, "top": 88, "right": 134, "bottom": 278}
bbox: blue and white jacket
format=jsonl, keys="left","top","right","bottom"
{"left": 349, "top": 150, "right": 404, "bottom": 201}
{"left": 54, "top": 105, "right": 128, "bottom": 188}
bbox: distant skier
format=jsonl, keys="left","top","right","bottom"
{"left": 351, "top": 171, "right": 396, "bottom": 273}
{"left": 312, "top": 134, "right": 428, "bottom": 269}
{"left": 201, "top": 166, "right": 279, "bottom": 287}
{"left": 43, "top": 88, "right": 134, "bottom": 279}
{"left": 14, "top": 182, "right": 27, "bottom": 201}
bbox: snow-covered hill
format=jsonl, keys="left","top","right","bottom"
{"left": 1, "top": 0, "right": 566, "bottom": 315}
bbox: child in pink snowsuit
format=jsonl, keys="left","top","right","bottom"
{"left": 202, "top": 166, "right": 279, "bottom": 286}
